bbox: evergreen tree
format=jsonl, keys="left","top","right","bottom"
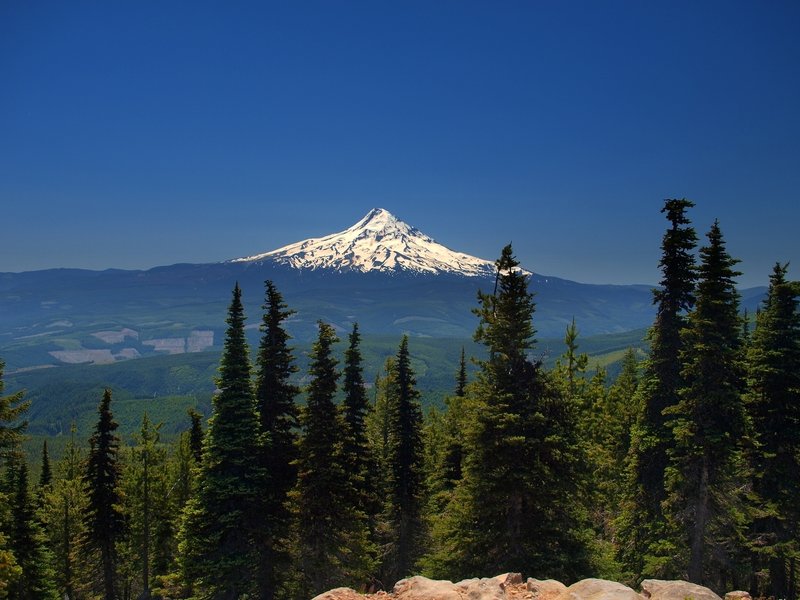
{"left": 585, "top": 350, "right": 640, "bottom": 579}
{"left": 6, "top": 458, "right": 58, "bottom": 600}
{"left": 174, "top": 419, "right": 198, "bottom": 510}
{"left": 150, "top": 430, "right": 196, "bottom": 600}
{"left": 0, "top": 530, "right": 21, "bottom": 599}
{"left": 187, "top": 408, "right": 204, "bottom": 464}
{"left": 745, "top": 263, "right": 800, "bottom": 600}
{"left": 426, "top": 245, "right": 589, "bottom": 581}
{"left": 121, "top": 414, "right": 172, "bottom": 599}
{"left": 664, "top": 221, "right": 747, "bottom": 589}
{"left": 296, "top": 322, "right": 372, "bottom": 596}
{"left": 341, "top": 323, "right": 373, "bottom": 506}
{"left": 341, "top": 323, "right": 380, "bottom": 558}
{"left": 84, "top": 389, "right": 124, "bottom": 600}
{"left": 383, "top": 336, "right": 426, "bottom": 585}
{"left": 439, "top": 347, "right": 469, "bottom": 491}
{"left": 365, "top": 358, "right": 395, "bottom": 502}
{"left": 0, "top": 360, "right": 27, "bottom": 598}
{"left": 557, "top": 318, "right": 589, "bottom": 402}
{"left": 179, "top": 283, "right": 264, "bottom": 599}
{"left": 455, "top": 347, "right": 467, "bottom": 398}
{"left": 619, "top": 199, "right": 697, "bottom": 578}
{"left": 0, "top": 360, "right": 28, "bottom": 465}
{"left": 41, "top": 424, "right": 86, "bottom": 600}
{"left": 38, "top": 440, "right": 52, "bottom": 491}
{"left": 603, "top": 350, "right": 640, "bottom": 483}
{"left": 254, "top": 280, "right": 300, "bottom": 600}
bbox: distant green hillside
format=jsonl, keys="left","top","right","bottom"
{"left": 6, "top": 328, "right": 649, "bottom": 445}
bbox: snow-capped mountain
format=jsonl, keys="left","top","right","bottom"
{"left": 231, "top": 208, "right": 498, "bottom": 277}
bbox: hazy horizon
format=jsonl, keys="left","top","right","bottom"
{"left": 2, "top": 2, "right": 798, "bottom": 288}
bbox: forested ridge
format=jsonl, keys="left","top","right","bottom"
{"left": 1, "top": 201, "right": 798, "bottom": 600}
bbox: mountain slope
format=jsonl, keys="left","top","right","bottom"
{"left": 0, "top": 208, "right": 766, "bottom": 373}
{"left": 232, "top": 208, "right": 497, "bottom": 276}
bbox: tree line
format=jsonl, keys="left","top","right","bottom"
{"left": 0, "top": 199, "right": 798, "bottom": 600}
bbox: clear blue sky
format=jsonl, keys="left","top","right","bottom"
{"left": 1, "top": 1, "right": 798, "bottom": 287}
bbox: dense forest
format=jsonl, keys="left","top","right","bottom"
{"left": 1, "top": 200, "right": 798, "bottom": 600}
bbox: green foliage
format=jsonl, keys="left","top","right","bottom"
{"left": 426, "top": 245, "right": 590, "bottom": 581}
{"left": 0, "top": 360, "right": 27, "bottom": 598}
{"left": 663, "top": 221, "right": 747, "bottom": 588}
{"left": 382, "top": 336, "right": 426, "bottom": 586}
{"left": 119, "top": 413, "right": 174, "bottom": 598}
{"left": 425, "top": 349, "right": 472, "bottom": 511}
{"left": 40, "top": 425, "right": 87, "bottom": 600}
{"left": 341, "top": 324, "right": 381, "bottom": 571}
{"left": 37, "top": 439, "right": 52, "bottom": 491}
{"left": 179, "top": 283, "right": 264, "bottom": 599}
{"left": 5, "top": 204, "right": 797, "bottom": 596}
{"left": 555, "top": 319, "right": 589, "bottom": 402}
{"left": 187, "top": 408, "right": 204, "bottom": 464}
{"left": 0, "top": 360, "right": 29, "bottom": 465}
{"left": 8, "top": 327, "right": 650, "bottom": 441}
{"left": 0, "top": 531, "right": 22, "bottom": 600}
{"left": 583, "top": 351, "right": 641, "bottom": 581}
{"left": 618, "top": 199, "right": 697, "bottom": 580}
{"left": 455, "top": 347, "right": 467, "bottom": 398}
{"left": 295, "top": 322, "right": 373, "bottom": 597}
{"left": 84, "top": 388, "right": 125, "bottom": 600}
{"left": 5, "top": 457, "right": 58, "bottom": 599}
{"left": 254, "top": 281, "right": 300, "bottom": 600}
{"left": 745, "top": 262, "right": 800, "bottom": 599}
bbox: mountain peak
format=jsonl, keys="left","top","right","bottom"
{"left": 231, "top": 208, "right": 498, "bottom": 277}
{"left": 354, "top": 207, "right": 397, "bottom": 228}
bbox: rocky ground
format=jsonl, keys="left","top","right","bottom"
{"left": 312, "top": 573, "right": 754, "bottom": 600}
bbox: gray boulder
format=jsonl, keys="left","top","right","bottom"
{"left": 560, "top": 579, "right": 642, "bottom": 600}
{"left": 641, "top": 579, "right": 721, "bottom": 600}
{"left": 528, "top": 578, "right": 568, "bottom": 600}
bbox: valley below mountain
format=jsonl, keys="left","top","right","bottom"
{"left": 0, "top": 209, "right": 766, "bottom": 437}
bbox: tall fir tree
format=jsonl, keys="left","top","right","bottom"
{"left": 664, "top": 221, "right": 747, "bottom": 589}
{"left": 455, "top": 347, "right": 467, "bottom": 398}
{"left": 585, "top": 350, "right": 640, "bottom": 579}
{"left": 618, "top": 199, "right": 697, "bottom": 578}
{"left": 0, "top": 359, "right": 27, "bottom": 598}
{"left": 0, "top": 360, "right": 29, "bottom": 466}
{"left": 557, "top": 318, "right": 589, "bottom": 402}
{"left": 438, "top": 347, "right": 470, "bottom": 495}
{"left": 602, "top": 350, "right": 640, "bottom": 489}
{"left": 420, "top": 350, "right": 476, "bottom": 578}
{"left": 341, "top": 324, "right": 380, "bottom": 558}
{"left": 38, "top": 440, "right": 52, "bottom": 491}
{"left": 365, "top": 358, "right": 395, "bottom": 504}
{"left": 296, "top": 322, "right": 372, "bottom": 597}
{"left": 6, "top": 458, "right": 58, "bottom": 600}
{"left": 383, "top": 336, "right": 426, "bottom": 586}
{"left": 187, "top": 408, "right": 204, "bottom": 464}
{"left": 179, "top": 283, "right": 264, "bottom": 599}
{"left": 426, "top": 245, "right": 589, "bottom": 581}
{"left": 254, "top": 280, "right": 300, "bottom": 600}
{"left": 84, "top": 389, "right": 124, "bottom": 600}
{"left": 745, "top": 263, "right": 800, "bottom": 600}
{"left": 41, "top": 424, "right": 87, "bottom": 600}
{"left": 121, "top": 414, "right": 173, "bottom": 599}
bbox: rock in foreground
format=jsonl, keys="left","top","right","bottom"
{"left": 312, "top": 574, "right": 726, "bottom": 600}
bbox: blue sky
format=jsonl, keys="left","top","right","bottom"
{"left": 1, "top": 1, "right": 798, "bottom": 287}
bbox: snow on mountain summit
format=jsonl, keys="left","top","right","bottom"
{"left": 232, "top": 208, "right": 498, "bottom": 276}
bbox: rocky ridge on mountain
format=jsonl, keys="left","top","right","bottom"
{"left": 311, "top": 573, "right": 752, "bottom": 600}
